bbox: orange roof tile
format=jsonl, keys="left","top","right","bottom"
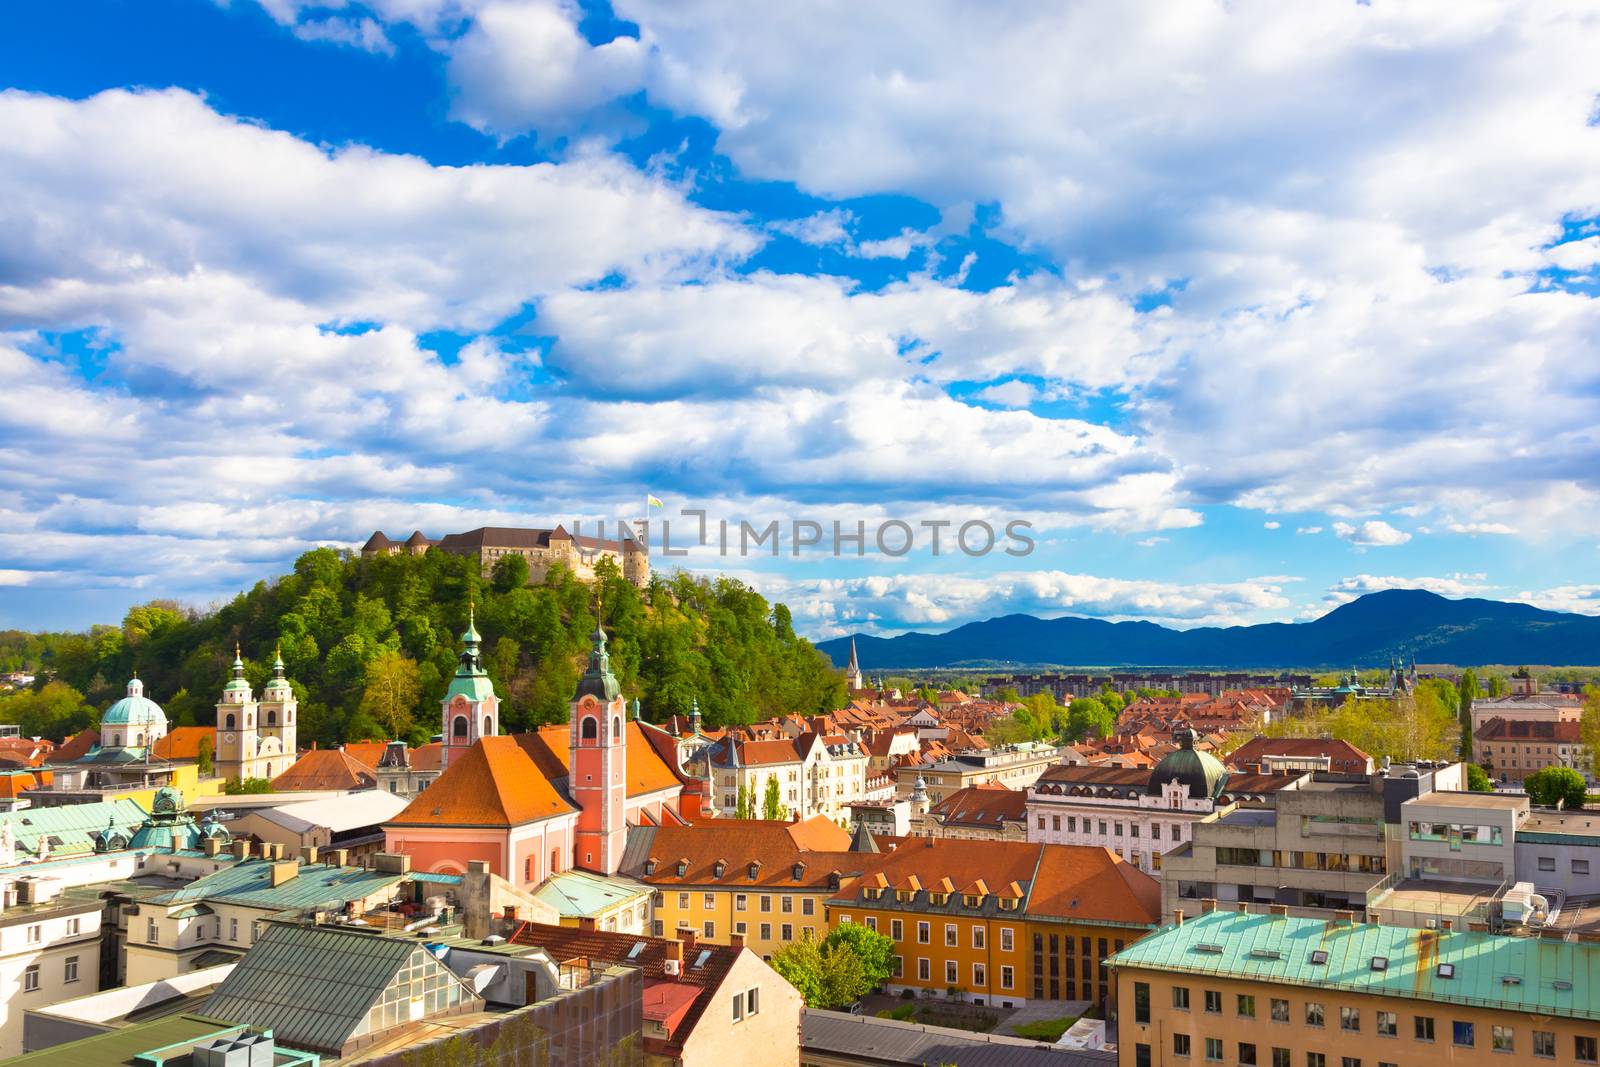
{"left": 51, "top": 729, "right": 98, "bottom": 763}
{"left": 341, "top": 741, "right": 388, "bottom": 770}
{"left": 518, "top": 722, "right": 682, "bottom": 799}
{"left": 151, "top": 726, "right": 215, "bottom": 762}
{"left": 1027, "top": 844, "right": 1161, "bottom": 926}
{"left": 0, "top": 771, "right": 43, "bottom": 798}
{"left": 270, "top": 749, "right": 377, "bottom": 792}
{"left": 632, "top": 818, "right": 860, "bottom": 889}
{"left": 388, "top": 736, "right": 575, "bottom": 828}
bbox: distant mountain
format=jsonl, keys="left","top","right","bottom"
{"left": 816, "top": 589, "right": 1600, "bottom": 670}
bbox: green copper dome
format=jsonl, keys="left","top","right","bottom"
{"left": 102, "top": 676, "right": 168, "bottom": 728}
{"left": 1148, "top": 728, "right": 1229, "bottom": 800}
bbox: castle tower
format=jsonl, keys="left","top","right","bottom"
{"left": 846, "top": 636, "right": 864, "bottom": 690}
{"left": 256, "top": 645, "right": 297, "bottom": 779}
{"left": 215, "top": 645, "right": 259, "bottom": 780}
{"left": 441, "top": 606, "right": 498, "bottom": 772}
{"left": 571, "top": 612, "right": 628, "bottom": 875}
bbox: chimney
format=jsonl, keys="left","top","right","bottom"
{"left": 1334, "top": 910, "right": 1356, "bottom": 924}
{"left": 203, "top": 837, "right": 222, "bottom": 857}
{"left": 1200, "top": 899, "right": 1217, "bottom": 914}
{"left": 730, "top": 930, "right": 746, "bottom": 951}
{"left": 677, "top": 925, "right": 698, "bottom": 955}
{"left": 299, "top": 845, "right": 319, "bottom": 866}
{"left": 667, "top": 936, "right": 685, "bottom": 975}
{"left": 269, "top": 860, "right": 299, "bottom": 887}
{"left": 1171, "top": 909, "right": 1185, "bottom": 926}
{"left": 1269, "top": 904, "right": 1289, "bottom": 916}
{"left": 329, "top": 848, "right": 349, "bottom": 868}
{"left": 1236, "top": 901, "right": 1250, "bottom": 914}
{"left": 232, "top": 840, "right": 252, "bottom": 861}
{"left": 578, "top": 916, "right": 597, "bottom": 932}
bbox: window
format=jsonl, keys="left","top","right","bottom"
{"left": 973, "top": 963, "right": 986, "bottom": 986}
{"left": 229, "top": 918, "right": 238, "bottom": 941}
{"left": 945, "top": 923, "right": 958, "bottom": 946}
{"left": 1493, "top": 1025, "right": 1514, "bottom": 1052}
{"left": 1539, "top": 856, "right": 1557, "bottom": 872}
{"left": 23, "top": 965, "right": 39, "bottom": 993}
{"left": 703, "top": 920, "right": 715, "bottom": 938}
{"left": 732, "top": 993, "right": 743, "bottom": 1022}
{"left": 1000, "top": 927, "right": 1013, "bottom": 951}
{"left": 26, "top": 924, "right": 41, "bottom": 944}
{"left": 1240, "top": 1043, "right": 1257, "bottom": 1066}
{"left": 918, "top": 958, "right": 930, "bottom": 980}
{"left": 1576, "top": 859, "right": 1592, "bottom": 875}
{"left": 864, "top": 917, "right": 877, "bottom": 932}
{"left": 918, "top": 921, "right": 930, "bottom": 944}
{"left": 704, "top": 893, "right": 716, "bottom": 910}
{"left": 1000, "top": 965, "right": 1013, "bottom": 989}
{"left": 1534, "top": 1030, "right": 1556, "bottom": 1057}
{"left": 1415, "top": 1016, "right": 1435, "bottom": 1041}
{"left": 945, "top": 960, "right": 958, "bottom": 984}
{"left": 1174, "top": 986, "right": 1192, "bottom": 1010}
{"left": 1579, "top": 1036, "right": 1599, "bottom": 1064}
{"left": 1340, "top": 1006, "right": 1360, "bottom": 1032}
{"left": 891, "top": 919, "right": 903, "bottom": 941}
{"left": 1305, "top": 1002, "right": 1324, "bottom": 1028}
{"left": 1376, "top": 1010, "right": 1396, "bottom": 1037}
{"left": 1134, "top": 982, "right": 1150, "bottom": 1024}
{"left": 735, "top": 894, "right": 748, "bottom": 911}
{"left": 67, "top": 917, "right": 80, "bottom": 935}
{"left": 761, "top": 895, "right": 772, "bottom": 912}
{"left": 802, "top": 898, "right": 815, "bottom": 916}
{"left": 1174, "top": 1034, "right": 1192, "bottom": 1057}
{"left": 1206, "top": 990, "right": 1223, "bottom": 1014}
{"left": 1453, "top": 1021, "right": 1475, "bottom": 1048}
{"left": 1272, "top": 1050, "right": 1291, "bottom": 1067}
{"left": 781, "top": 923, "right": 793, "bottom": 941}
{"left": 148, "top": 918, "right": 159, "bottom": 944}
{"left": 1307, "top": 1056, "right": 1325, "bottom": 1067}
{"left": 781, "top": 896, "right": 793, "bottom": 913}
{"left": 760, "top": 923, "right": 772, "bottom": 940}
{"left": 747, "top": 988, "right": 760, "bottom": 1015}
{"left": 735, "top": 921, "right": 747, "bottom": 935}
{"left": 1205, "top": 1037, "right": 1223, "bottom": 1062}
{"left": 1238, "top": 994, "right": 1256, "bottom": 1019}
{"left": 678, "top": 892, "right": 690, "bottom": 910}
{"left": 1270, "top": 998, "right": 1289, "bottom": 1023}
{"left": 972, "top": 927, "right": 985, "bottom": 949}
{"left": 1137, "top": 1045, "right": 1152, "bottom": 1067}
{"left": 64, "top": 955, "right": 79, "bottom": 982}
{"left": 1341, "top": 1060, "right": 1360, "bottom": 1067}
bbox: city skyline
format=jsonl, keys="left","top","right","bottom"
{"left": 2, "top": 2, "right": 1599, "bottom": 637}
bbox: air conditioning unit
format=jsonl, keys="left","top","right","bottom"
{"left": 1425, "top": 919, "right": 1438, "bottom": 930}
{"left": 663, "top": 959, "right": 681, "bottom": 976}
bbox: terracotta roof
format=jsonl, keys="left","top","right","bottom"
{"left": 340, "top": 741, "right": 389, "bottom": 770}
{"left": 509, "top": 922, "right": 738, "bottom": 1052}
{"left": 388, "top": 736, "right": 575, "bottom": 828}
{"left": 270, "top": 749, "right": 377, "bottom": 792}
{"left": 1036, "top": 765, "right": 1152, "bottom": 789}
{"left": 1225, "top": 736, "right": 1372, "bottom": 774}
{"left": 0, "top": 737, "right": 54, "bottom": 766}
{"left": 1477, "top": 717, "right": 1583, "bottom": 743}
{"left": 846, "top": 839, "right": 1041, "bottom": 905}
{"left": 151, "top": 726, "right": 215, "bottom": 762}
{"left": 1026, "top": 844, "right": 1162, "bottom": 925}
{"left": 930, "top": 785, "right": 1028, "bottom": 827}
{"left": 716, "top": 737, "right": 804, "bottom": 767}
{"left": 1217, "top": 772, "right": 1307, "bottom": 796}
{"left": 411, "top": 741, "right": 443, "bottom": 772}
{"left": 632, "top": 817, "right": 858, "bottom": 888}
{"left": 0, "top": 770, "right": 46, "bottom": 798}
{"left": 51, "top": 729, "right": 99, "bottom": 763}
{"left": 518, "top": 723, "right": 682, "bottom": 799}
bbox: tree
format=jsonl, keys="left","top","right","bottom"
{"left": 491, "top": 553, "right": 531, "bottom": 593}
{"left": 0, "top": 681, "right": 94, "bottom": 741}
{"left": 982, "top": 712, "right": 1033, "bottom": 747}
{"left": 1063, "top": 697, "right": 1114, "bottom": 742}
{"left": 1457, "top": 668, "right": 1478, "bottom": 759}
{"left": 762, "top": 776, "right": 787, "bottom": 821}
{"left": 770, "top": 928, "right": 894, "bottom": 1009}
{"left": 224, "top": 777, "right": 273, "bottom": 795}
{"left": 1465, "top": 764, "right": 1494, "bottom": 793}
{"left": 360, "top": 651, "right": 423, "bottom": 739}
{"left": 735, "top": 783, "right": 754, "bottom": 820}
{"left": 769, "top": 939, "right": 826, "bottom": 1006}
{"left": 1525, "top": 766, "right": 1588, "bottom": 810}
{"left": 1487, "top": 674, "right": 1508, "bottom": 698}
{"left": 1582, "top": 685, "right": 1600, "bottom": 779}
{"left": 196, "top": 734, "right": 214, "bottom": 776}
{"left": 822, "top": 924, "right": 896, "bottom": 992}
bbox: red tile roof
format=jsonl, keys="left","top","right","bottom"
{"left": 518, "top": 723, "right": 682, "bottom": 798}
{"left": 270, "top": 748, "right": 377, "bottom": 792}
{"left": 388, "top": 736, "right": 575, "bottom": 828}
{"left": 151, "top": 726, "right": 215, "bottom": 762}
{"left": 340, "top": 741, "right": 389, "bottom": 770}
{"left": 51, "top": 729, "right": 99, "bottom": 763}
{"left": 929, "top": 785, "right": 1028, "bottom": 828}
{"left": 1477, "top": 717, "right": 1583, "bottom": 743}
{"left": 634, "top": 817, "right": 858, "bottom": 888}
{"left": 1225, "top": 735, "right": 1372, "bottom": 774}
{"left": 1027, "top": 844, "right": 1162, "bottom": 925}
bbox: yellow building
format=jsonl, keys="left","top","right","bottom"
{"left": 1112, "top": 905, "right": 1600, "bottom": 1067}
{"left": 828, "top": 838, "right": 1161, "bottom": 1010}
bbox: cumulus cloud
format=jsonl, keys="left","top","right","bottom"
{"left": 1296, "top": 526, "right": 1323, "bottom": 535}
{"left": 1516, "top": 585, "right": 1600, "bottom": 615}
{"left": 1263, "top": 521, "right": 1280, "bottom": 530}
{"left": 1332, "top": 520, "right": 1412, "bottom": 547}
{"left": 1447, "top": 521, "right": 1519, "bottom": 535}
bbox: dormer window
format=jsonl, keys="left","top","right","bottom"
{"left": 748, "top": 862, "right": 761, "bottom": 880}
{"left": 828, "top": 873, "right": 841, "bottom": 891}
{"left": 930, "top": 892, "right": 948, "bottom": 906}
{"left": 713, "top": 860, "right": 727, "bottom": 879}
{"left": 963, "top": 894, "right": 981, "bottom": 908}
{"left": 863, "top": 887, "right": 882, "bottom": 900}
{"left": 676, "top": 860, "right": 689, "bottom": 877}
{"left": 645, "top": 859, "right": 658, "bottom": 876}
{"left": 895, "top": 890, "right": 913, "bottom": 903}
{"left": 792, "top": 863, "right": 805, "bottom": 881}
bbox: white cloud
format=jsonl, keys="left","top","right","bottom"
{"left": 1447, "top": 521, "right": 1519, "bottom": 535}
{"left": 771, "top": 209, "right": 854, "bottom": 247}
{"left": 972, "top": 380, "right": 1037, "bottom": 409}
{"left": 1136, "top": 536, "right": 1168, "bottom": 548}
{"left": 1296, "top": 526, "right": 1323, "bottom": 535}
{"left": 1263, "top": 520, "right": 1280, "bottom": 530}
{"left": 1515, "top": 584, "right": 1600, "bottom": 615}
{"left": 1332, "top": 520, "right": 1412, "bottom": 547}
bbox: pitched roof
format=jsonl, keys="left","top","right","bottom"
{"left": 1, "top": 797, "right": 147, "bottom": 858}
{"left": 1109, "top": 909, "right": 1600, "bottom": 1022}
{"left": 51, "top": 728, "right": 99, "bottom": 762}
{"left": 411, "top": 740, "right": 443, "bottom": 771}
{"left": 930, "top": 785, "right": 1028, "bottom": 827}
{"left": 270, "top": 748, "right": 376, "bottom": 792}
{"left": 1027, "top": 844, "right": 1162, "bottom": 926}
{"left": 518, "top": 722, "right": 683, "bottom": 799}
{"left": 388, "top": 735, "right": 575, "bottom": 828}
{"left": 710, "top": 737, "right": 804, "bottom": 768}
{"left": 155, "top": 858, "right": 406, "bottom": 909}
{"left": 1225, "top": 735, "right": 1372, "bottom": 773}
{"left": 1478, "top": 717, "right": 1583, "bottom": 742}
{"left": 629, "top": 818, "right": 859, "bottom": 889}
{"left": 151, "top": 726, "right": 214, "bottom": 762}
{"left": 339, "top": 740, "right": 389, "bottom": 770}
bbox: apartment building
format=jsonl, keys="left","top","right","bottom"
{"left": 703, "top": 732, "right": 871, "bottom": 823}
{"left": 1476, "top": 717, "right": 1594, "bottom": 785}
{"left": 894, "top": 742, "right": 1063, "bottom": 806}
{"left": 1113, "top": 908, "right": 1600, "bottom": 1067}
{"left": 0, "top": 883, "right": 103, "bottom": 1057}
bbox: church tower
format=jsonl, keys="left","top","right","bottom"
{"left": 256, "top": 646, "right": 297, "bottom": 778}
{"left": 571, "top": 612, "right": 628, "bottom": 875}
{"left": 846, "top": 636, "right": 865, "bottom": 690}
{"left": 441, "top": 606, "right": 498, "bottom": 772}
{"left": 215, "top": 645, "right": 258, "bottom": 781}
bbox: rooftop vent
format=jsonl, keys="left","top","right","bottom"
{"left": 1309, "top": 950, "right": 1329, "bottom": 965}
{"left": 481, "top": 934, "right": 505, "bottom": 946}
{"left": 1195, "top": 943, "right": 1225, "bottom": 954}
{"left": 1437, "top": 964, "right": 1456, "bottom": 979}
{"left": 1501, "top": 975, "right": 1522, "bottom": 986}
{"left": 1553, "top": 980, "right": 1573, "bottom": 991}
{"left": 1248, "top": 949, "right": 1282, "bottom": 960}
{"left": 1370, "top": 956, "right": 1389, "bottom": 972}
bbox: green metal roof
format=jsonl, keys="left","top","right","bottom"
{"left": 1108, "top": 909, "right": 1600, "bottom": 1021}
{"left": 151, "top": 859, "right": 403, "bottom": 911}
{"left": 200, "top": 923, "right": 467, "bottom": 1056}
{"left": 1, "top": 797, "right": 147, "bottom": 858}
{"left": 1, "top": 1013, "right": 244, "bottom": 1066}
{"left": 531, "top": 868, "right": 650, "bottom": 918}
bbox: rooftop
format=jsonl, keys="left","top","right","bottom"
{"left": 1109, "top": 909, "right": 1600, "bottom": 1021}
{"left": 1406, "top": 790, "right": 1527, "bottom": 811}
{"left": 531, "top": 868, "right": 651, "bottom": 918}
{"left": 1, "top": 1014, "right": 252, "bottom": 1067}
{"left": 801, "top": 1009, "right": 1115, "bottom": 1067}
{"left": 152, "top": 858, "right": 411, "bottom": 911}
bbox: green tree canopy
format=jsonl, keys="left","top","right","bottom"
{"left": 1063, "top": 697, "right": 1115, "bottom": 742}
{"left": 770, "top": 925, "right": 896, "bottom": 1008}
{"left": 0, "top": 681, "right": 95, "bottom": 741}
{"left": 1525, "top": 766, "right": 1588, "bottom": 810}
{"left": 1465, "top": 764, "right": 1493, "bottom": 792}
{"left": 762, "top": 776, "right": 787, "bottom": 821}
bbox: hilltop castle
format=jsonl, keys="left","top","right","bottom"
{"left": 362, "top": 524, "right": 649, "bottom": 586}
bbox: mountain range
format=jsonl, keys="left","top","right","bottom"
{"left": 815, "top": 589, "right": 1600, "bottom": 670}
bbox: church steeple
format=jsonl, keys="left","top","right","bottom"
{"left": 845, "top": 636, "right": 864, "bottom": 690}
{"left": 575, "top": 600, "right": 621, "bottom": 701}
{"left": 440, "top": 600, "right": 498, "bottom": 771}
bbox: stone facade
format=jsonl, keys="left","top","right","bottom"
{"left": 362, "top": 524, "right": 650, "bottom": 586}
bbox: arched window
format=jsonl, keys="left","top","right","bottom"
{"left": 266, "top": 710, "right": 277, "bottom": 726}
{"left": 612, "top": 716, "right": 622, "bottom": 738}
{"left": 483, "top": 715, "right": 493, "bottom": 738}
{"left": 550, "top": 848, "right": 560, "bottom": 874}
{"left": 286, "top": 710, "right": 293, "bottom": 723}
{"left": 225, "top": 714, "right": 236, "bottom": 731}
{"left": 134, "top": 732, "right": 143, "bottom": 746}
{"left": 581, "top": 716, "right": 598, "bottom": 740}
{"left": 452, "top": 716, "right": 468, "bottom": 740}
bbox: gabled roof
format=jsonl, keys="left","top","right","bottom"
{"left": 709, "top": 737, "right": 804, "bottom": 768}
{"left": 627, "top": 817, "right": 861, "bottom": 888}
{"left": 1225, "top": 735, "right": 1372, "bottom": 773}
{"left": 518, "top": 722, "right": 683, "bottom": 799}
{"left": 154, "top": 859, "right": 407, "bottom": 909}
{"left": 151, "top": 726, "right": 214, "bottom": 762}
{"left": 388, "top": 736, "right": 575, "bottom": 828}
{"left": 339, "top": 740, "right": 389, "bottom": 770}
{"left": 51, "top": 728, "right": 99, "bottom": 763}
{"left": 930, "top": 785, "right": 1028, "bottom": 827}
{"left": 1027, "top": 844, "right": 1162, "bottom": 926}
{"left": 1477, "top": 717, "right": 1582, "bottom": 742}
{"left": 270, "top": 749, "right": 376, "bottom": 792}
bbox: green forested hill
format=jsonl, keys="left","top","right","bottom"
{"left": 0, "top": 549, "right": 844, "bottom": 745}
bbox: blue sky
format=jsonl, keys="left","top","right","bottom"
{"left": 1, "top": 0, "right": 1599, "bottom": 638}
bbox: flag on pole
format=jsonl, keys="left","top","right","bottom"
{"left": 647, "top": 494, "right": 664, "bottom": 508}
